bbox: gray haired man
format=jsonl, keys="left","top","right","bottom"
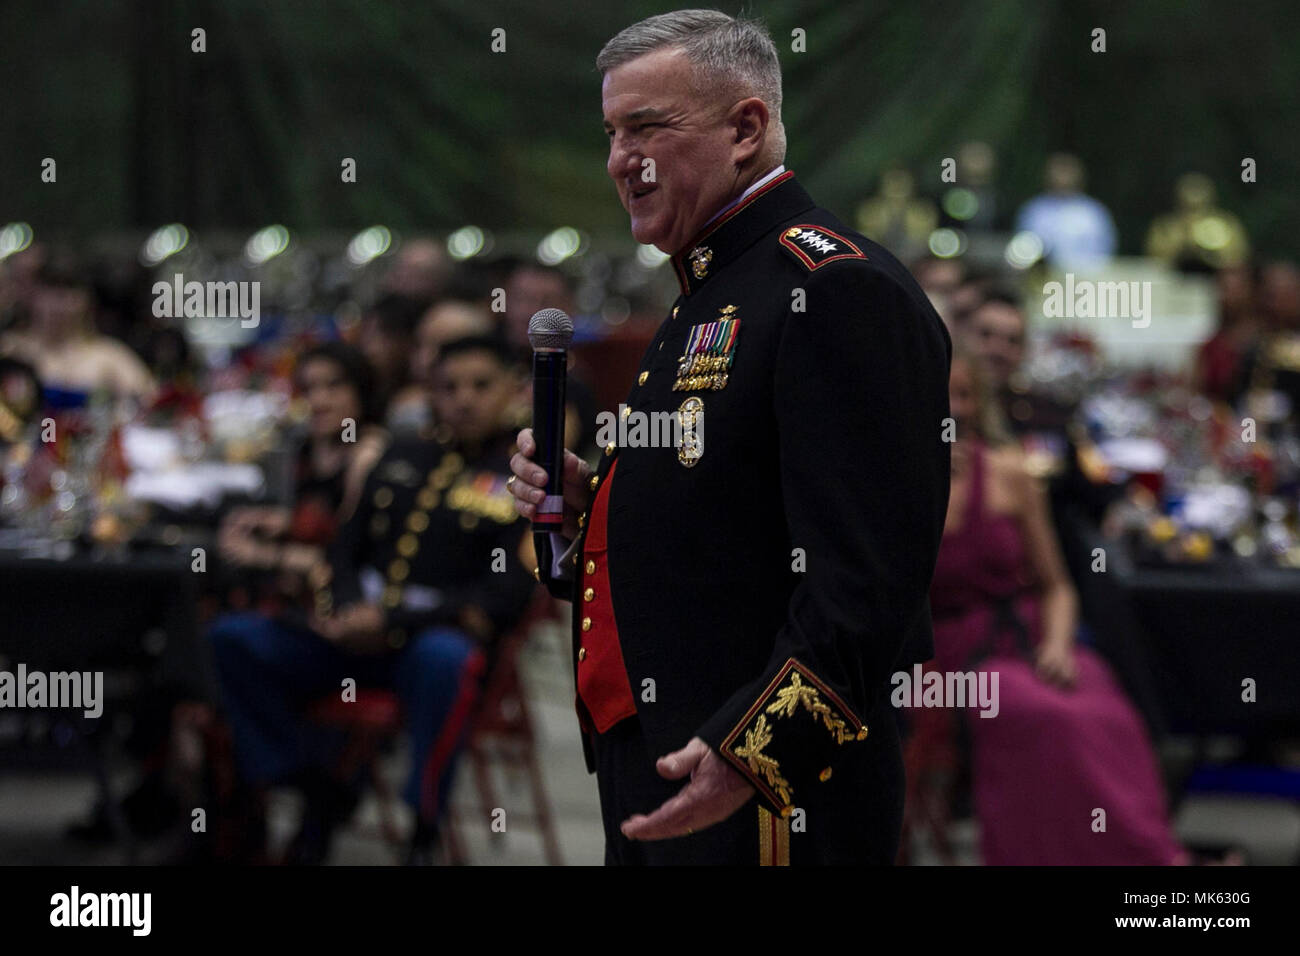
{"left": 509, "top": 9, "right": 951, "bottom": 865}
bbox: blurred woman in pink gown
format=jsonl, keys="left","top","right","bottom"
{"left": 907, "top": 349, "right": 1186, "bottom": 865}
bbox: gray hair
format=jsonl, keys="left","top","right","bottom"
{"left": 597, "top": 9, "right": 786, "bottom": 163}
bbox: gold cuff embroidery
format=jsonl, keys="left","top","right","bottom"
{"left": 768, "top": 671, "right": 858, "bottom": 744}
{"left": 720, "top": 658, "right": 865, "bottom": 810}
{"left": 733, "top": 713, "right": 793, "bottom": 808}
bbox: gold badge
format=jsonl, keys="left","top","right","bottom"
{"left": 689, "top": 246, "right": 713, "bottom": 279}
{"left": 677, "top": 396, "right": 704, "bottom": 467}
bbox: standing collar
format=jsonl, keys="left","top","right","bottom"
{"left": 668, "top": 170, "right": 815, "bottom": 296}
{"left": 699, "top": 165, "right": 787, "bottom": 230}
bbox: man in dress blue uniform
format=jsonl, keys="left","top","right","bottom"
{"left": 510, "top": 10, "right": 951, "bottom": 864}
{"left": 212, "top": 335, "right": 535, "bottom": 863}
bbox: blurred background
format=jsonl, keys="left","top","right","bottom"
{"left": 1, "top": 0, "right": 1299, "bottom": 865}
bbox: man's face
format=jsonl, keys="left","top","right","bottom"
{"left": 967, "top": 302, "right": 1026, "bottom": 388}
{"left": 31, "top": 285, "right": 90, "bottom": 337}
{"left": 505, "top": 268, "right": 568, "bottom": 349}
{"left": 297, "top": 357, "right": 361, "bottom": 440}
{"left": 357, "top": 314, "right": 409, "bottom": 382}
{"left": 412, "top": 302, "right": 491, "bottom": 385}
{"left": 431, "top": 351, "right": 514, "bottom": 445}
{"left": 602, "top": 47, "right": 745, "bottom": 254}
{"left": 1262, "top": 264, "right": 1300, "bottom": 328}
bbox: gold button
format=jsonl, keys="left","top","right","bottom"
{"left": 856, "top": 726, "right": 869, "bottom": 741}
{"left": 532, "top": 566, "right": 540, "bottom": 582}
{"left": 406, "top": 511, "right": 429, "bottom": 533}
{"left": 589, "top": 474, "right": 600, "bottom": 491}
{"left": 585, "top": 559, "right": 596, "bottom": 574}
{"left": 819, "top": 767, "right": 833, "bottom": 782}
{"left": 583, "top": 587, "right": 594, "bottom": 602}
{"left": 581, "top": 617, "right": 592, "bottom": 631}
{"left": 605, "top": 442, "right": 615, "bottom": 456}
{"left": 388, "top": 559, "right": 409, "bottom": 581}
{"left": 638, "top": 371, "right": 649, "bottom": 386}
{"left": 374, "top": 487, "right": 393, "bottom": 509}
{"left": 780, "top": 805, "right": 795, "bottom": 819}
{"left": 578, "top": 647, "right": 587, "bottom": 661}
{"left": 397, "top": 533, "right": 419, "bottom": 558}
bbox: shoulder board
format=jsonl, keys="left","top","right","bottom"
{"left": 778, "top": 224, "right": 867, "bottom": 271}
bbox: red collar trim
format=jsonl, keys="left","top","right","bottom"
{"left": 671, "top": 170, "right": 796, "bottom": 294}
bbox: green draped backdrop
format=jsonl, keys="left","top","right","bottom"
{"left": 3, "top": 0, "right": 1298, "bottom": 256}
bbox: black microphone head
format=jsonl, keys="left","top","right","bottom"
{"left": 527, "top": 308, "right": 574, "bottom": 351}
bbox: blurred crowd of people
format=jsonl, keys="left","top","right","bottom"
{"left": 885, "top": 165, "right": 1296, "bottom": 864}
{"left": 1, "top": 150, "right": 1296, "bottom": 864}
{"left": 0, "top": 239, "right": 606, "bottom": 863}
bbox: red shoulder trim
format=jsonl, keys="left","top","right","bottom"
{"left": 778, "top": 224, "right": 867, "bottom": 270}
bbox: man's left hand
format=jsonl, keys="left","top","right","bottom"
{"left": 619, "top": 737, "right": 755, "bottom": 841}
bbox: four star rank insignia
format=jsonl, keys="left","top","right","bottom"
{"left": 778, "top": 224, "right": 867, "bottom": 271}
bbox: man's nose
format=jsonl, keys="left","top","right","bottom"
{"left": 607, "top": 137, "right": 639, "bottom": 182}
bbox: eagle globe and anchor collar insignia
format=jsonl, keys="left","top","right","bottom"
{"left": 669, "top": 170, "right": 816, "bottom": 296}
{"left": 688, "top": 245, "right": 713, "bottom": 279}
{"left": 674, "top": 305, "right": 741, "bottom": 392}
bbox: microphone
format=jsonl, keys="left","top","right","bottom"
{"left": 527, "top": 308, "right": 574, "bottom": 533}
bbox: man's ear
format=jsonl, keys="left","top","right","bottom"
{"left": 728, "top": 97, "right": 769, "bottom": 164}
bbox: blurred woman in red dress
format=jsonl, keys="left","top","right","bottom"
{"left": 907, "top": 348, "right": 1186, "bottom": 865}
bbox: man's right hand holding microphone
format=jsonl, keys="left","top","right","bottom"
{"left": 508, "top": 427, "right": 594, "bottom": 542}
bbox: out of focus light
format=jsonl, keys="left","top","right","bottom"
{"left": 245, "top": 225, "right": 290, "bottom": 264}
{"left": 0, "top": 222, "right": 33, "bottom": 260}
{"left": 635, "top": 244, "right": 670, "bottom": 268}
{"left": 538, "top": 227, "right": 582, "bottom": 265}
{"left": 942, "top": 188, "right": 979, "bottom": 221}
{"left": 1192, "top": 216, "right": 1231, "bottom": 251}
{"left": 1004, "top": 230, "right": 1045, "bottom": 269}
{"left": 140, "top": 223, "right": 189, "bottom": 266}
{"left": 447, "top": 226, "right": 486, "bottom": 260}
{"left": 346, "top": 226, "right": 392, "bottom": 265}
{"left": 928, "top": 228, "right": 966, "bottom": 259}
